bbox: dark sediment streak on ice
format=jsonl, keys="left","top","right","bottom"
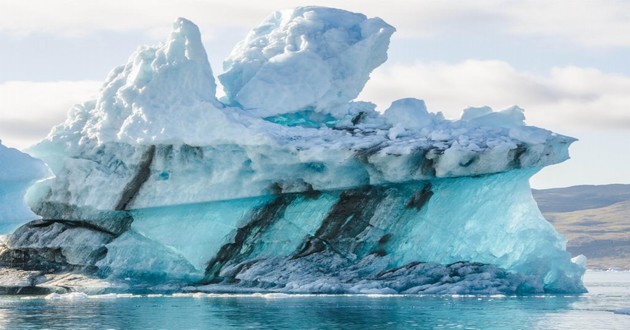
{"left": 204, "top": 194, "right": 297, "bottom": 282}
{"left": 115, "top": 145, "right": 156, "bottom": 211}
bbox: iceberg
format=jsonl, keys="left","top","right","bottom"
{"left": 0, "top": 7, "right": 585, "bottom": 294}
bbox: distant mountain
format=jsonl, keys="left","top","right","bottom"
{"left": 533, "top": 184, "right": 630, "bottom": 213}
{"left": 533, "top": 184, "right": 630, "bottom": 270}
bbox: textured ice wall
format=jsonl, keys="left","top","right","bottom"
{"left": 9, "top": 7, "right": 586, "bottom": 293}
{"left": 95, "top": 169, "right": 582, "bottom": 292}
{"left": 0, "top": 142, "right": 49, "bottom": 233}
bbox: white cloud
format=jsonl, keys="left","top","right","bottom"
{"left": 359, "top": 60, "right": 630, "bottom": 132}
{"left": 499, "top": 0, "right": 630, "bottom": 48}
{"left": 0, "top": 80, "right": 101, "bottom": 149}
{"left": 1, "top": 1, "right": 629, "bottom": 47}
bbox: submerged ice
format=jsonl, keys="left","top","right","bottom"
{"left": 0, "top": 6, "right": 585, "bottom": 294}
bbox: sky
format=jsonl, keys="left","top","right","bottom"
{"left": 0, "top": 0, "right": 628, "bottom": 188}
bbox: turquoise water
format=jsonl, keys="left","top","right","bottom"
{"left": 0, "top": 271, "right": 628, "bottom": 329}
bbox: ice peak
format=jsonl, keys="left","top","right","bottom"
{"left": 74, "top": 17, "right": 227, "bottom": 145}
{"left": 166, "top": 17, "right": 208, "bottom": 64}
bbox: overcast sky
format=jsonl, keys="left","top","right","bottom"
{"left": 0, "top": 0, "right": 628, "bottom": 188}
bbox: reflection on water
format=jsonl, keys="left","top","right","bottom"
{"left": 0, "top": 271, "right": 627, "bottom": 330}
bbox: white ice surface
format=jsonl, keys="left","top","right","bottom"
{"left": 220, "top": 7, "right": 395, "bottom": 118}
{"left": 43, "top": 18, "right": 270, "bottom": 148}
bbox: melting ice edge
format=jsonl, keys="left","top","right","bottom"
{"left": 0, "top": 6, "right": 585, "bottom": 294}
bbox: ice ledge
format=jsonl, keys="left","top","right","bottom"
{"left": 27, "top": 130, "right": 573, "bottom": 212}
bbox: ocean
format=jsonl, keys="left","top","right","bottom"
{"left": 0, "top": 271, "right": 628, "bottom": 329}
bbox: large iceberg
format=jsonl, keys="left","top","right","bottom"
{"left": 0, "top": 7, "right": 585, "bottom": 294}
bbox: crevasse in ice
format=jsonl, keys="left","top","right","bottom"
{"left": 4, "top": 7, "right": 585, "bottom": 293}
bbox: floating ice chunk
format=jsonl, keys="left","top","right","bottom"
{"left": 254, "top": 293, "right": 291, "bottom": 299}
{"left": 220, "top": 6, "right": 395, "bottom": 118}
{"left": 87, "top": 293, "right": 118, "bottom": 299}
{"left": 172, "top": 292, "right": 195, "bottom": 297}
{"left": 45, "top": 292, "right": 89, "bottom": 300}
{"left": 44, "top": 293, "right": 63, "bottom": 300}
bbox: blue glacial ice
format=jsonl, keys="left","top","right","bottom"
{"left": 1, "top": 7, "right": 586, "bottom": 294}
{"left": 0, "top": 142, "right": 49, "bottom": 233}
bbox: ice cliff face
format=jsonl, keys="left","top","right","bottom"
{"left": 1, "top": 7, "right": 585, "bottom": 294}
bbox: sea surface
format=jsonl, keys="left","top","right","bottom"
{"left": 0, "top": 271, "right": 628, "bottom": 329}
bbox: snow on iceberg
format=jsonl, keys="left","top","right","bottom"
{"left": 220, "top": 7, "right": 395, "bottom": 118}
{"left": 1, "top": 7, "right": 585, "bottom": 294}
{"left": 0, "top": 142, "right": 49, "bottom": 233}
{"left": 38, "top": 17, "right": 268, "bottom": 149}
